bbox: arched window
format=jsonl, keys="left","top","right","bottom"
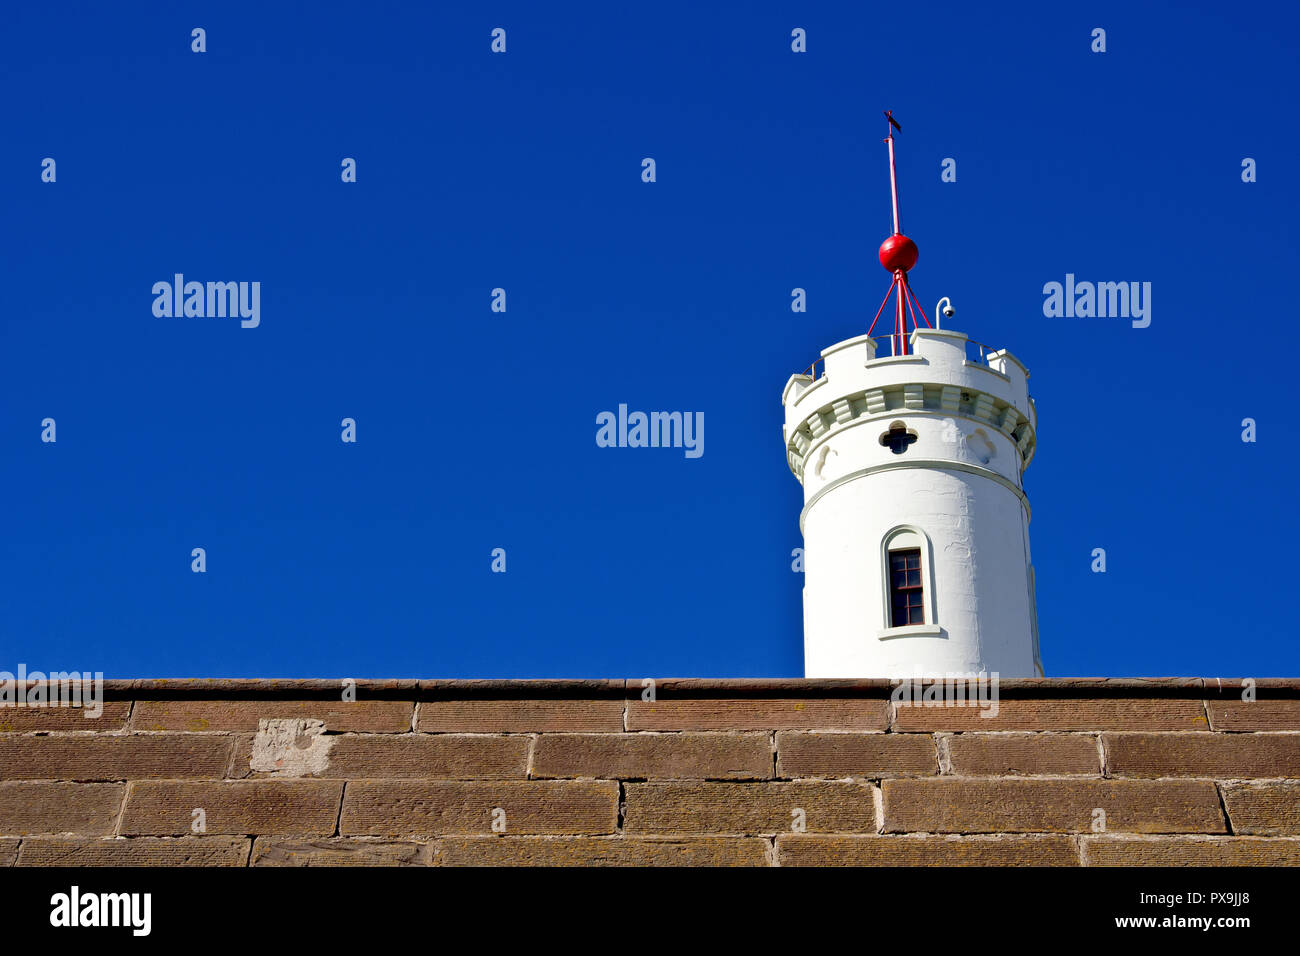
{"left": 889, "top": 546, "right": 924, "bottom": 626}
{"left": 879, "top": 527, "right": 941, "bottom": 638}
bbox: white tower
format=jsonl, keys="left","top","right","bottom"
{"left": 782, "top": 112, "right": 1042, "bottom": 678}
{"left": 783, "top": 328, "right": 1041, "bottom": 677}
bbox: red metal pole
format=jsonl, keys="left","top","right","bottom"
{"left": 886, "top": 133, "right": 901, "bottom": 236}
{"left": 867, "top": 274, "right": 899, "bottom": 337}
{"left": 903, "top": 279, "right": 932, "bottom": 328}
{"left": 876, "top": 112, "right": 919, "bottom": 355}
{"left": 895, "top": 271, "right": 907, "bottom": 354}
{"left": 886, "top": 116, "right": 905, "bottom": 353}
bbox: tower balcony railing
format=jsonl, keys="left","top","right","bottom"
{"left": 800, "top": 334, "right": 1004, "bottom": 382}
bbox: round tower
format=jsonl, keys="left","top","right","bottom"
{"left": 782, "top": 110, "right": 1042, "bottom": 679}
{"left": 783, "top": 328, "right": 1042, "bottom": 678}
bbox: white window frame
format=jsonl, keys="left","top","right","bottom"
{"left": 878, "top": 525, "right": 942, "bottom": 640}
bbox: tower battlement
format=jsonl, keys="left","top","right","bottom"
{"left": 783, "top": 328, "right": 1036, "bottom": 484}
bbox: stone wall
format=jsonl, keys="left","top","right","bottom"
{"left": 2, "top": 678, "right": 1297, "bottom": 866}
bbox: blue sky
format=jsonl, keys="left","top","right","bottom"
{"left": 3, "top": 1, "right": 1297, "bottom": 678}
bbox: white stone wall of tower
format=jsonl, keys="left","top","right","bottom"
{"left": 784, "top": 328, "right": 1042, "bottom": 679}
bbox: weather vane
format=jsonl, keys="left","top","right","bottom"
{"left": 866, "top": 110, "right": 931, "bottom": 355}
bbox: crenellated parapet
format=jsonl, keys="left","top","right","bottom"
{"left": 782, "top": 329, "right": 1037, "bottom": 481}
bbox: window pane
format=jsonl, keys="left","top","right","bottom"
{"left": 887, "top": 547, "right": 925, "bottom": 628}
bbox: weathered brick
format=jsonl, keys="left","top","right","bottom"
{"left": 1104, "top": 732, "right": 1300, "bottom": 778}
{"left": 946, "top": 733, "right": 1100, "bottom": 776}
{"left": 120, "top": 780, "right": 344, "bottom": 835}
{"left": 17, "top": 837, "right": 249, "bottom": 866}
{"left": 1208, "top": 699, "right": 1300, "bottom": 732}
{"left": 1223, "top": 782, "right": 1300, "bottom": 835}
{"left": 417, "top": 699, "right": 624, "bottom": 733}
{"left": 624, "top": 781, "right": 874, "bottom": 834}
{"left": 323, "top": 735, "right": 528, "bottom": 779}
{"left": 341, "top": 780, "right": 618, "bottom": 836}
{"left": 0, "top": 735, "right": 232, "bottom": 781}
{"left": 778, "top": 834, "right": 1079, "bottom": 866}
{"left": 251, "top": 837, "right": 428, "bottom": 866}
{"left": 226, "top": 735, "right": 258, "bottom": 779}
{"left": 893, "top": 698, "right": 1209, "bottom": 732}
{"left": 235, "top": 733, "right": 524, "bottom": 780}
{"left": 1085, "top": 836, "right": 1300, "bottom": 866}
{"left": 883, "top": 779, "right": 1224, "bottom": 834}
{"left": 0, "top": 702, "right": 131, "bottom": 733}
{"left": 433, "top": 836, "right": 769, "bottom": 866}
{"left": 532, "top": 733, "right": 771, "bottom": 780}
{"left": 132, "top": 699, "right": 412, "bottom": 733}
{"left": 0, "top": 838, "right": 18, "bottom": 865}
{"left": 0, "top": 782, "right": 123, "bottom": 835}
{"left": 627, "top": 698, "right": 888, "bottom": 732}
{"left": 776, "top": 732, "right": 936, "bottom": 777}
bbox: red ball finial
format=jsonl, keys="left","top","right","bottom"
{"left": 878, "top": 233, "right": 918, "bottom": 273}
